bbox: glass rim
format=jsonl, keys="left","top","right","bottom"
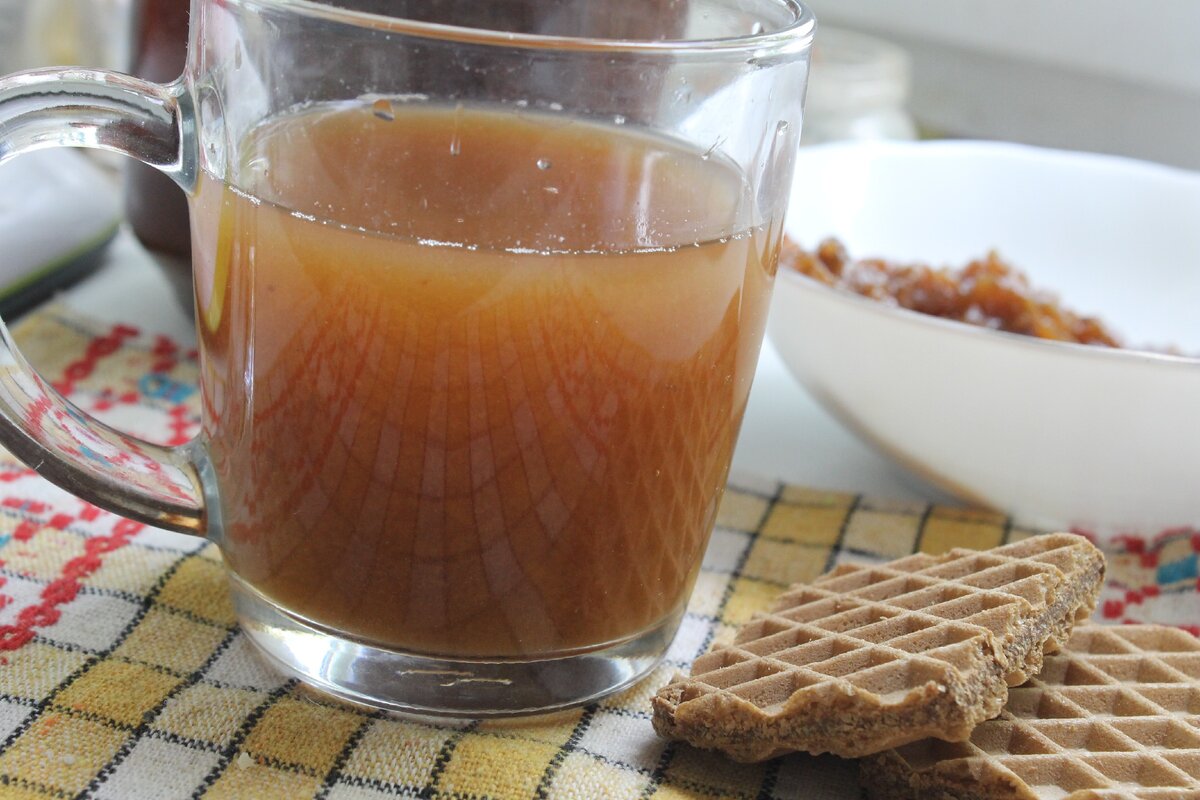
{"left": 238, "top": 0, "right": 816, "bottom": 56}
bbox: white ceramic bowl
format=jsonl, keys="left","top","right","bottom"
{"left": 770, "top": 140, "right": 1200, "bottom": 532}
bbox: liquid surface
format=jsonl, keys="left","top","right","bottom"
{"left": 194, "top": 102, "right": 779, "bottom": 656}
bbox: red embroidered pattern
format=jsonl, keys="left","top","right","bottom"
{"left": 0, "top": 320, "right": 200, "bottom": 652}
{"left": 0, "top": 514, "right": 143, "bottom": 651}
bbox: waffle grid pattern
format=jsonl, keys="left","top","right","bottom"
{"left": 880, "top": 625, "right": 1200, "bottom": 798}
{"left": 664, "top": 535, "right": 1096, "bottom": 746}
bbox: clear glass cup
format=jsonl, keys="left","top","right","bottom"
{"left": 0, "top": 0, "right": 814, "bottom": 716}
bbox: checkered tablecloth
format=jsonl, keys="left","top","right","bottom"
{"left": 0, "top": 305, "right": 1196, "bottom": 799}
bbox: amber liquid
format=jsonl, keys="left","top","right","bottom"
{"left": 194, "top": 102, "right": 779, "bottom": 657}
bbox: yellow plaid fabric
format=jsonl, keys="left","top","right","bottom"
{"left": 0, "top": 306, "right": 1192, "bottom": 799}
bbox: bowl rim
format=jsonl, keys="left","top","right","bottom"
{"left": 781, "top": 139, "right": 1200, "bottom": 368}
{"left": 792, "top": 138, "right": 1200, "bottom": 183}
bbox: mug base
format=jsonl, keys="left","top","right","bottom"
{"left": 229, "top": 574, "right": 677, "bottom": 717}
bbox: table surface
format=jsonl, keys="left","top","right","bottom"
{"left": 11, "top": 229, "right": 1192, "bottom": 800}
{"left": 63, "top": 229, "right": 956, "bottom": 508}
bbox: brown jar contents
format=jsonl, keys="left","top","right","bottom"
{"left": 782, "top": 237, "right": 1122, "bottom": 347}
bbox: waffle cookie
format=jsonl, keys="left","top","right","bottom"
{"left": 861, "top": 625, "right": 1200, "bottom": 799}
{"left": 652, "top": 533, "right": 1105, "bottom": 760}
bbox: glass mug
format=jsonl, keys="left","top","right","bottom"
{"left": 0, "top": 0, "right": 813, "bottom": 715}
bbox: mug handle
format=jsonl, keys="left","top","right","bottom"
{"left": 0, "top": 68, "right": 204, "bottom": 535}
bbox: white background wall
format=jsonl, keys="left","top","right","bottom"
{"left": 804, "top": 0, "right": 1200, "bottom": 169}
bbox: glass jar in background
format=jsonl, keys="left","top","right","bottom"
{"left": 125, "top": 0, "right": 192, "bottom": 307}
{"left": 802, "top": 26, "right": 917, "bottom": 145}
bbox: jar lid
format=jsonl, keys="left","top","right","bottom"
{"left": 806, "top": 26, "right": 912, "bottom": 113}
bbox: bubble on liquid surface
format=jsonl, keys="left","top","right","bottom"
{"left": 613, "top": 114, "right": 626, "bottom": 125}
{"left": 372, "top": 98, "right": 395, "bottom": 121}
{"left": 536, "top": 158, "right": 552, "bottom": 171}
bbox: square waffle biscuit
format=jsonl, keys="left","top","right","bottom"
{"left": 862, "top": 625, "right": 1200, "bottom": 799}
{"left": 652, "top": 534, "right": 1104, "bottom": 760}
